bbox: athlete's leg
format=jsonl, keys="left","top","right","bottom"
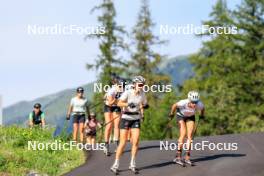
{"left": 113, "top": 112, "right": 121, "bottom": 145}
{"left": 104, "top": 112, "right": 113, "bottom": 143}
{"left": 186, "top": 120, "right": 195, "bottom": 160}
{"left": 130, "top": 128, "right": 140, "bottom": 167}
{"left": 115, "top": 129, "right": 128, "bottom": 159}
{"left": 79, "top": 122, "right": 85, "bottom": 143}
{"left": 177, "top": 120, "right": 186, "bottom": 159}
{"left": 91, "top": 136, "right": 96, "bottom": 144}
{"left": 127, "top": 128, "right": 131, "bottom": 142}
{"left": 112, "top": 129, "right": 128, "bottom": 168}
{"left": 73, "top": 122, "right": 78, "bottom": 141}
{"left": 86, "top": 136, "right": 91, "bottom": 144}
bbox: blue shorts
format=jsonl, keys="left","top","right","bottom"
{"left": 73, "top": 114, "right": 86, "bottom": 123}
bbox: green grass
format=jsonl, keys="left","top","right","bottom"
{"left": 0, "top": 126, "right": 85, "bottom": 176}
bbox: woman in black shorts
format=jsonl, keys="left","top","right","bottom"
{"left": 66, "top": 87, "right": 90, "bottom": 143}
{"left": 111, "top": 76, "right": 147, "bottom": 174}
{"left": 103, "top": 78, "right": 124, "bottom": 155}
{"left": 169, "top": 91, "right": 205, "bottom": 166}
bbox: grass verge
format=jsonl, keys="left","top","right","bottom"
{"left": 0, "top": 126, "right": 85, "bottom": 176}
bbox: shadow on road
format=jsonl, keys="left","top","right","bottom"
{"left": 138, "top": 153, "right": 246, "bottom": 171}
{"left": 139, "top": 161, "right": 174, "bottom": 170}
{"left": 123, "top": 145, "right": 160, "bottom": 153}
{"left": 119, "top": 161, "right": 174, "bottom": 173}
{"left": 193, "top": 153, "right": 246, "bottom": 162}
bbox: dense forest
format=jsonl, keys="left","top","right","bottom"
{"left": 87, "top": 0, "right": 264, "bottom": 139}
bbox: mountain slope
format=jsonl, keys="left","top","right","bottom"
{"left": 3, "top": 83, "right": 94, "bottom": 125}
{"left": 3, "top": 55, "right": 193, "bottom": 125}
{"left": 159, "top": 55, "right": 194, "bottom": 85}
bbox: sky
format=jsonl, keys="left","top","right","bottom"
{"left": 0, "top": 0, "right": 241, "bottom": 107}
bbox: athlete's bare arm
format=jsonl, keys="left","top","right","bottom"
{"left": 29, "top": 119, "right": 34, "bottom": 127}
{"left": 107, "top": 95, "right": 117, "bottom": 106}
{"left": 140, "top": 104, "right": 144, "bottom": 117}
{"left": 41, "top": 119, "right": 45, "bottom": 128}
{"left": 117, "top": 99, "right": 128, "bottom": 107}
{"left": 170, "top": 103, "right": 178, "bottom": 115}
{"left": 67, "top": 105, "right": 73, "bottom": 118}
{"left": 201, "top": 108, "right": 205, "bottom": 116}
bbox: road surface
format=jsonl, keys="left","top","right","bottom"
{"left": 65, "top": 133, "right": 264, "bottom": 176}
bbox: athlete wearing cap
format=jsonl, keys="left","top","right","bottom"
{"left": 28, "top": 103, "right": 46, "bottom": 128}
{"left": 67, "top": 87, "right": 90, "bottom": 142}
{"left": 169, "top": 91, "right": 205, "bottom": 166}
{"left": 111, "top": 76, "right": 147, "bottom": 174}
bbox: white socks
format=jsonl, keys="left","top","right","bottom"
{"left": 112, "top": 157, "right": 136, "bottom": 169}
{"left": 113, "top": 159, "right": 120, "bottom": 168}
{"left": 130, "top": 157, "right": 136, "bottom": 167}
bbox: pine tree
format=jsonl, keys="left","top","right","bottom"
{"left": 182, "top": 0, "right": 264, "bottom": 135}
{"left": 232, "top": 0, "right": 264, "bottom": 131}
{"left": 130, "top": 0, "right": 171, "bottom": 139}
{"left": 130, "top": 0, "right": 170, "bottom": 87}
{"left": 87, "top": 0, "right": 127, "bottom": 85}
{"left": 86, "top": 0, "right": 127, "bottom": 121}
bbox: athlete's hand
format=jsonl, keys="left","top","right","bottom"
{"left": 169, "top": 113, "right": 174, "bottom": 119}
{"left": 141, "top": 116, "right": 144, "bottom": 122}
{"left": 199, "top": 115, "right": 205, "bottom": 120}
{"left": 143, "top": 104, "right": 149, "bottom": 109}
{"left": 66, "top": 115, "right": 70, "bottom": 120}
{"left": 128, "top": 102, "right": 136, "bottom": 108}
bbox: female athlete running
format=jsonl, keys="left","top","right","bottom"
{"left": 169, "top": 91, "right": 205, "bottom": 166}
{"left": 111, "top": 76, "right": 147, "bottom": 174}
{"left": 67, "top": 87, "right": 90, "bottom": 142}
{"left": 103, "top": 78, "right": 125, "bottom": 156}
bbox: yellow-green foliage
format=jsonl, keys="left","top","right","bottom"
{"left": 0, "top": 126, "right": 85, "bottom": 176}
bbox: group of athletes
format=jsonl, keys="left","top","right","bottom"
{"left": 28, "top": 75, "right": 205, "bottom": 174}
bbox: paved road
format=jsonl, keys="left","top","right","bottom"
{"left": 65, "top": 133, "right": 264, "bottom": 176}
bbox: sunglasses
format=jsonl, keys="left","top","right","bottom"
{"left": 77, "top": 90, "right": 84, "bottom": 93}
{"left": 137, "top": 83, "right": 144, "bottom": 87}
{"left": 190, "top": 101, "right": 198, "bottom": 104}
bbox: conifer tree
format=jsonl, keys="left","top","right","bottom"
{"left": 182, "top": 0, "right": 264, "bottom": 135}
{"left": 87, "top": 0, "right": 127, "bottom": 121}
{"left": 131, "top": 0, "right": 171, "bottom": 139}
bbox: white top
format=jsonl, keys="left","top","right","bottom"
{"left": 104, "top": 86, "right": 121, "bottom": 106}
{"left": 70, "top": 97, "right": 88, "bottom": 114}
{"left": 176, "top": 99, "right": 204, "bottom": 117}
{"left": 120, "top": 89, "right": 147, "bottom": 120}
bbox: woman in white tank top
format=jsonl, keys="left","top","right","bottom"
{"left": 66, "top": 87, "right": 90, "bottom": 142}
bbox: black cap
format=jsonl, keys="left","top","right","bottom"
{"left": 76, "top": 87, "right": 84, "bottom": 93}
{"left": 34, "top": 103, "right": 41, "bottom": 108}
{"left": 117, "top": 78, "right": 126, "bottom": 85}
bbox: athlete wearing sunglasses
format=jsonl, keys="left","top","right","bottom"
{"left": 111, "top": 76, "right": 147, "bottom": 174}
{"left": 169, "top": 91, "right": 205, "bottom": 166}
